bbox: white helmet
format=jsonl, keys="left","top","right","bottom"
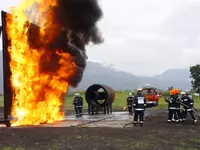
{"left": 185, "top": 90, "right": 190, "bottom": 94}
{"left": 74, "top": 93, "right": 80, "bottom": 96}
{"left": 129, "top": 93, "right": 132, "bottom": 96}
{"left": 181, "top": 91, "right": 186, "bottom": 95}
{"left": 137, "top": 88, "right": 143, "bottom": 92}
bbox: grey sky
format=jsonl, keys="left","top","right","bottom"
{"left": 1, "top": 0, "right": 200, "bottom": 76}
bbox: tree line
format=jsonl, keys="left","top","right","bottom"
{"left": 190, "top": 64, "right": 200, "bottom": 94}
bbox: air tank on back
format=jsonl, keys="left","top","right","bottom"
{"left": 85, "top": 84, "right": 115, "bottom": 115}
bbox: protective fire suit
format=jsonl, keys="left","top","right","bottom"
{"left": 133, "top": 92, "right": 146, "bottom": 126}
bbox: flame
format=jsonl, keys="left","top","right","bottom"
{"left": 5, "top": 0, "right": 76, "bottom": 126}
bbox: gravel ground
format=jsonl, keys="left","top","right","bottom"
{"left": 0, "top": 109, "right": 200, "bottom": 150}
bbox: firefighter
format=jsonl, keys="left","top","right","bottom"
{"left": 165, "top": 89, "right": 178, "bottom": 123}
{"left": 73, "top": 93, "right": 83, "bottom": 117}
{"left": 181, "top": 91, "right": 197, "bottom": 124}
{"left": 127, "top": 92, "right": 134, "bottom": 115}
{"left": 174, "top": 89, "right": 182, "bottom": 122}
{"left": 133, "top": 88, "right": 146, "bottom": 126}
{"left": 79, "top": 94, "right": 83, "bottom": 117}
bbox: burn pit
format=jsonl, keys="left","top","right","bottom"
{"left": 0, "top": 0, "right": 103, "bottom": 127}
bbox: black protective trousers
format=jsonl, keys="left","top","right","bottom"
{"left": 168, "top": 109, "right": 178, "bottom": 121}
{"left": 74, "top": 107, "right": 80, "bottom": 117}
{"left": 182, "top": 109, "right": 196, "bottom": 121}
{"left": 134, "top": 110, "right": 144, "bottom": 123}
{"left": 176, "top": 109, "right": 182, "bottom": 120}
{"left": 128, "top": 106, "right": 132, "bottom": 114}
{"left": 79, "top": 106, "right": 83, "bottom": 116}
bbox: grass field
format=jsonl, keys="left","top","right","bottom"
{"left": 0, "top": 91, "right": 200, "bottom": 111}
{"left": 1, "top": 92, "right": 200, "bottom": 150}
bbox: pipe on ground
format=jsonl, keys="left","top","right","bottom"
{"left": 85, "top": 84, "right": 115, "bottom": 107}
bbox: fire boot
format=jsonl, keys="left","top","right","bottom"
{"left": 167, "top": 120, "right": 171, "bottom": 123}
{"left": 139, "top": 121, "right": 143, "bottom": 126}
{"left": 193, "top": 120, "right": 198, "bottom": 124}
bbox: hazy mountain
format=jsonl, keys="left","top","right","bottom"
{"left": 0, "top": 50, "right": 192, "bottom": 94}
{"left": 74, "top": 62, "right": 191, "bottom": 91}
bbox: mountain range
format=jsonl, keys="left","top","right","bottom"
{"left": 0, "top": 50, "right": 192, "bottom": 94}
{"left": 72, "top": 61, "right": 192, "bottom": 91}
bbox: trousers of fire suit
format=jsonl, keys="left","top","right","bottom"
{"left": 73, "top": 96, "right": 83, "bottom": 117}
{"left": 133, "top": 93, "right": 146, "bottom": 126}
{"left": 181, "top": 94, "right": 197, "bottom": 122}
{"left": 166, "top": 95, "right": 178, "bottom": 122}
{"left": 127, "top": 96, "right": 134, "bottom": 114}
{"left": 175, "top": 94, "right": 182, "bottom": 122}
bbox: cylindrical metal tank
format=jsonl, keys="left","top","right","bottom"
{"left": 85, "top": 84, "right": 115, "bottom": 107}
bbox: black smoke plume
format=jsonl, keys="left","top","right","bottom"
{"left": 27, "top": 0, "right": 103, "bottom": 87}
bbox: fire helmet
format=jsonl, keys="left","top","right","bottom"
{"left": 174, "top": 88, "right": 179, "bottom": 94}
{"left": 170, "top": 88, "right": 179, "bottom": 95}
{"left": 181, "top": 91, "right": 186, "bottom": 95}
{"left": 170, "top": 89, "right": 175, "bottom": 95}
{"left": 137, "top": 88, "right": 143, "bottom": 92}
{"left": 74, "top": 93, "right": 80, "bottom": 96}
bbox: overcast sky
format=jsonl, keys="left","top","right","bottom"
{"left": 1, "top": 0, "right": 200, "bottom": 76}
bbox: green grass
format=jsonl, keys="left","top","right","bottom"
{"left": 65, "top": 91, "right": 130, "bottom": 110}
{"left": 0, "top": 95, "right": 3, "bottom": 107}
{"left": 0, "top": 91, "right": 200, "bottom": 111}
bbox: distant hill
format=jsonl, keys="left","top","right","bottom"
{"left": 73, "top": 62, "right": 192, "bottom": 91}
{"left": 0, "top": 51, "right": 192, "bottom": 94}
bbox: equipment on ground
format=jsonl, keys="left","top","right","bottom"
{"left": 85, "top": 84, "right": 115, "bottom": 115}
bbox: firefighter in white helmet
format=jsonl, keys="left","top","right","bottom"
{"left": 73, "top": 93, "right": 83, "bottom": 117}
{"left": 132, "top": 88, "right": 147, "bottom": 126}
{"left": 127, "top": 92, "right": 134, "bottom": 115}
{"left": 181, "top": 91, "right": 197, "bottom": 124}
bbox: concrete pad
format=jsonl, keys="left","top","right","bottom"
{"left": 1, "top": 111, "right": 149, "bottom": 128}
{"left": 38, "top": 111, "right": 134, "bottom": 128}
{"left": 39, "top": 120, "right": 88, "bottom": 127}
{"left": 81, "top": 120, "right": 132, "bottom": 128}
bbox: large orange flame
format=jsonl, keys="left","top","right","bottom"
{"left": 5, "top": 0, "right": 76, "bottom": 126}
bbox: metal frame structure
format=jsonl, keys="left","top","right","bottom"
{"left": 0, "top": 11, "right": 13, "bottom": 127}
{"left": 88, "top": 104, "right": 112, "bottom": 115}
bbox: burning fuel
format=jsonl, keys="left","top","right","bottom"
{"left": 5, "top": 0, "right": 103, "bottom": 126}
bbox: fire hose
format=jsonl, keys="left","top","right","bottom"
{"left": 179, "top": 102, "right": 200, "bottom": 120}
{"left": 165, "top": 97, "right": 200, "bottom": 120}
